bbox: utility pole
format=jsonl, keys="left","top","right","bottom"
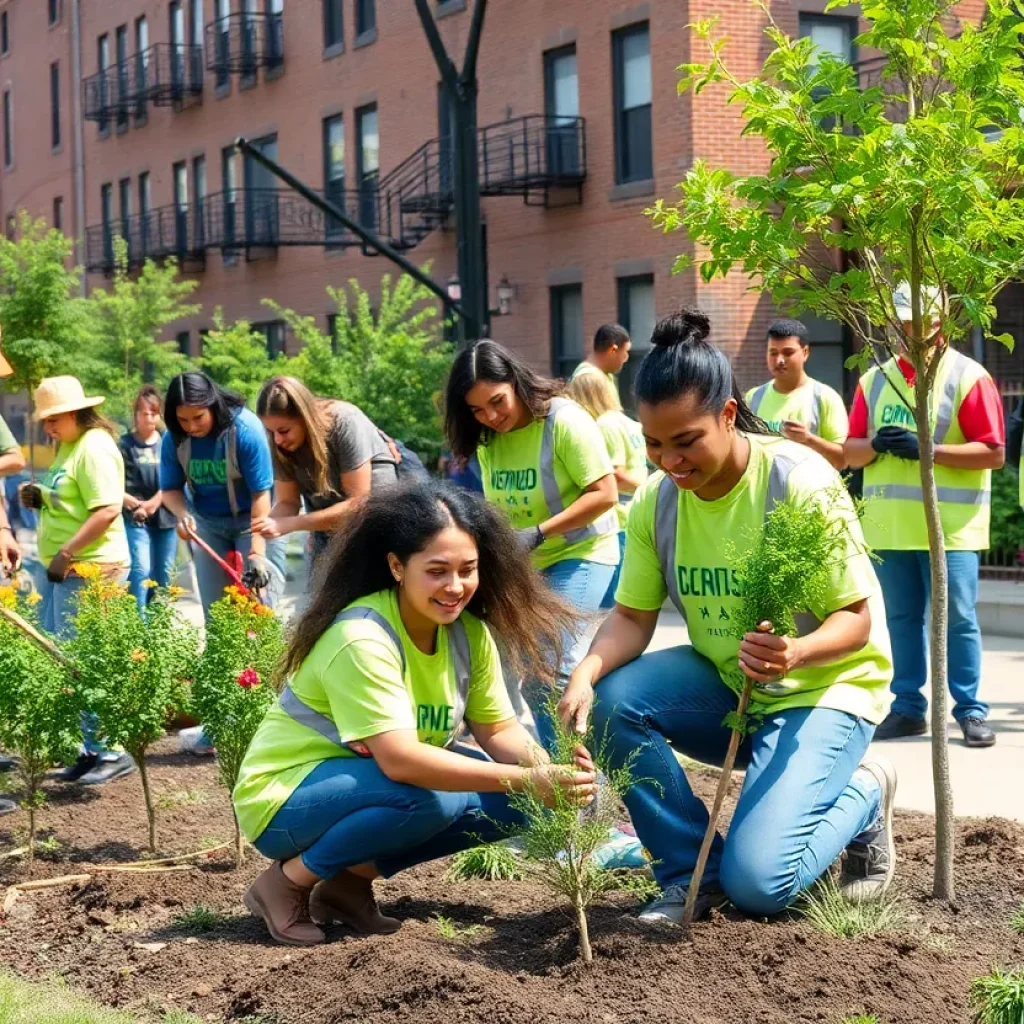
{"left": 413, "top": 0, "right": 488, "bottom": 346}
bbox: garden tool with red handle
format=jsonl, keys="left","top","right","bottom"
{"left": 180, "top": 520, "right": 265, "bottom": 604}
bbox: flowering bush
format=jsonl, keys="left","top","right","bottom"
{"left": 0, "top": 584, "right": 79, "bottom": 868}
{"left": 66, "top": 566, "right": 200, "bottom": 852}
{"left": 191, "top": 586, "right": 285, "bottom": 863}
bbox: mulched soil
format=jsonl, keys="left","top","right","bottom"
{"left": 1, "top": 736, "right": 1022, "bottom": 1024}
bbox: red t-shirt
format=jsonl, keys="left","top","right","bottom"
{"left": 848, "top": 357, "right": 1005, "bottom": 445}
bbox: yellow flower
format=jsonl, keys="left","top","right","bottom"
{"left": 26, "top": 592, "right": 42, "bottom": 607}
{"left": 167, "top": 585, "right": 187, "bottom": 600}
{"left": 142, "top": 579, "right": 159, "bottom": 590}
{"left": 130, "top": 649, "right": 148, "bottom": 663}
{"left": 0, "top": 585, "right": 16, "bottom": 610}
{"left": 73, "top": 563, "right": 102, "bottom": 581}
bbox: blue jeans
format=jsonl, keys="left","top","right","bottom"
{"left": 592, "top": 645, "right": 881, "bottom": 916}
{"left": 35, "top": 564, "right": 130, "bottom": 757}
{"left": 125, "top": 520, "right": 179, "bottom": 612}
{"left": 874, "top": 550, "right": 987, "bottom": 722}
{"left": 190, "top": 512, "right": 286, "bottom": 620}
{"left": 524, "top": 558, "right": 616, "bottom": 750}
{"left": 600, "top": 532, "right": 626, "bottom": 610}
{"left": 252, "top": 750, "right": 526, "bottom": 880}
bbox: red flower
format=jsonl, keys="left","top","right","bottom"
{"left": 237, "top": 667, "right": 260, "bottom": 689}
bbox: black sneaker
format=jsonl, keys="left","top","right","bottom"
{"left": 0, "top": 755, "right": 17, "bottom": 772}
{"left": 873, "top": 711, "right": 927, "bottom": 741}
{"left": 960, "top": 717, "right": 996, "bottom": 748}
{"left": 56, "top": 752, "right": 99, "bottom": 782}
{"left": 840, "top": 755, "right": 897, "bottom": 902}
{"left": 79, "top": 753, "right": 137, "bottom": 786}
{"left": 636, "top": 882, "right": 729, "bottom": 926}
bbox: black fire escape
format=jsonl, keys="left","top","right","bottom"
{"left": 205, "top": 12, "right": 284, "bottom": 87}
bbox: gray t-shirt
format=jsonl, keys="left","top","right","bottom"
{"left": 273, "top": 401, "right": 398, "bottom": 511}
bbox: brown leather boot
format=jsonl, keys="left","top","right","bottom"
{"left": 243, "top": 862, "right": 325, "bottom": 947}
{"left": 309, "top": 870, "right": 401, "bottom": 934}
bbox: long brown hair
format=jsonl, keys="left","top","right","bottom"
{"left": 566, "top": 371, "right": 620, "bottom": 421}
{"left": 282, "top": 480, "right": 578, "bottom": 687}
{"left": 75, "top": 407, "right": 119, "bottom": 438}
{"left": 256, "top": 376, "right": 333, "bottom": 495}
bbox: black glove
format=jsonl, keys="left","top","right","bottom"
{"left": 516, "top": 526, "right": 545, "bottom": 553}
{"left": 242, "top": 554, "right": 272, "bottom": 592}
{"left": 872, "top": 425, "right": 919, "bottom": 461}
{"left": 18, "top": 483, "right": 43, "bottom": 510}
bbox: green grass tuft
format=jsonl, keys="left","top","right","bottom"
{"left": 432, "top": 915, "right": 487, "bottom": 943}
{"left": 155, "top": 788, "right": 209, "bottom": 810}
{"left": 971, "top": 967, "right": 1024, "bottom": 1024}
{"left": 799, "top": 877, "right": 906, "bottom": 939}
{"left": 445, "top": 843, "right": 525, "bottom": 882}
{"left": 171, "top": 904, "right": 228, "bottom": 934}
{"left": 0, "top": 973, "right": 135, "bottom": 1024}
{"left": 838, "top": 1016, "right": 882, "bottom": 1024}
{"left": 1009, "top": 902, "right": 1024, "bottom": 936}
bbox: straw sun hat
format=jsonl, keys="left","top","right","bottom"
{"left": 32, "top": 376, "right": 105, "bottom": 421}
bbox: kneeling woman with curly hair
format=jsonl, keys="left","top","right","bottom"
{"left": 234, "top": 480, "right": 595, "bottom": 946}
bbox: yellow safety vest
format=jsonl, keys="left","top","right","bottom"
{"left": 861, "top": 351, "right": 991, "bottom": 551}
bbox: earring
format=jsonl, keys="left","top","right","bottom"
{"left": 394, "top": 575, "right": 403, "bottom": 585}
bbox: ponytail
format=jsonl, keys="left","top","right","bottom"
{"left": 634, "top": 308, "right": 774, "bottom": 436}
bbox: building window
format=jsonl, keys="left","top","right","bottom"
{"left": 222, "top": 144, "right": 239, "bottom": 262}
{"left": 239, "top": 0, "right": 256, "bottom": 83}
{"left": 799, "top": 14, "right": 855, "bottom": 64}
{"left": 356, "top": 104, "right": 378, "bottom": 229}
{"left": 255, "top": 321, "right": 287, "bottom": 358}
{"left": 118, "top": 176, "right": 131, "bottom": 240}
{"left": 326, "top": 313, "right": 339, "bottom": 353}
{"left": 1, "top": 12, "right": 8, "bottom": 56}
{"left": 97, "top": 34, "right": 110, "bottom": 134}
{"left": 100, "top": 182, "right": 113, "bottom": 263}
{"left": 544, "top": 45, "right": 579, "bottom": 176}
{"left": 550, "top": 284, "right": 584, "bottom": 380}
{"left": 169, "top": 1, "right": 184, "bottom": 90}
{"left": 794, "top": 311, "right": 851, "bottom": 397}
{"left": 53, "top": 196, "right": 63, "bottom": 232}
{"left": 134, "top": 17, "right": 149, "bottom": 121}
{"left": 173, "top": 160, "right": 188, "bottom": 253}
{"left": 612, "top": 23, "right": 652, "bottom": 185}
{"left": 115, "top": 24, "right": 128, "bottom": 129}
{"left": 138, "top": 171, "right": 150, "bottom": 255}
{"left": 616, "top": 274, "right": 655, "bottom": 414}
{"left": 323, "top": 0, "right": 343, "bottom": 50}
{"left": 176, "top": 331, "right": 191, "bottom": 356}
{"left": 193, "top": 154, "right": 207, "bottom": 245}
{"left": 4, "top": 214, "right": 14, "bottom": 240}
{"left": 355, "top": 0, "right": 375, "bottom": 39}
{"left": 323, "top": 114, "right": 345, "bottom": 244}
{"left": 49, "top": 63, "right": 61, "bottom": 149}
{"left": 214, "top": 0, "right": 230, "bottom": 89}
{"left": 2, "top": 89, "right": 11, "bottom": 169}
{"left": 49, "top": 0, "right": 62, "bottom": 27}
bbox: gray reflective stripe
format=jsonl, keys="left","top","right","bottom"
{"left": 808, "top": 380, "right": 824, "bottom": 436}
{"left": 655, "top": 449, "right": 804, "bottom": 623}
{"left": 863, "top": 483, "right": 991, "bottom": 505}
{"left": 865, "top": 368, "right": 888, "bottom": 441}
{"left": 276, "top": 607, "right": 473, "bottom": 750}
{"left": 540, "top": 398, "right": 619, "bottom": 544}
{"left": 748, "top": 383, "right": 770, "bottom": 417}
{"left": 933, "top": 351, "right": 967, "bottom": 444}
{"left": 177, "top": 424, "right": 242, "bottom": 517}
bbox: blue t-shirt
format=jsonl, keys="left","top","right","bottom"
{"left": 159, "top": 408, "right": 274, "bottom": 518}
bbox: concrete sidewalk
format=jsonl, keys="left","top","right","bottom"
{"left": 977, "top": 579, "right": 1024, "bottom": 638}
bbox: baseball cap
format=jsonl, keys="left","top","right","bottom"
{"left": 893, "top": 282, "right": 945, "bottom": 323}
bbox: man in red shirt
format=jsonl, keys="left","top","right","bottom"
{"left": 844, "top": 286, "right": 1005, "bottom": 748}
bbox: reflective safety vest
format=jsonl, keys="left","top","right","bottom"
{"left": 748, "top": 380, "right": 827, "bottom": 434}
{"left": 654, "top": 446, "right": 818, "bottom": 639}
{"left": 861, "top": 351, "right": 991, "bottom": 551}
{"left": 541, "top": 398, "right": 620, "bottom": 544}
{"left": 277, "top": 607, "right": 473, "bottom": 756}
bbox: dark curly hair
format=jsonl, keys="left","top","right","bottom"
{"left": 282, "top": 479, "right": 577, "bottom": 687}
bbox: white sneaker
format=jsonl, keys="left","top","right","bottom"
{"left": 178, "top": 726, "right": 215, "bottom": 756}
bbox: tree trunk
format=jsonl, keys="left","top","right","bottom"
{"left": 136, "top": 753, "right": 157, "bottom": 854}
{"left": 914, "top": 385, "right": 956, "bottom": 903}
{"left": 575, "top": 898, "right": 592, "bottom": 964}
{"left": 233, "top": 809, "right": 245, "bottom": 868}
{"left": 27, "top": 804, "right": 36, "bottom": 873}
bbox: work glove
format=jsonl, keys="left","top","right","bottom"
{"left": 242, "top": 553, "right": 272, "bottom": 592}
{"left": 516, "top": 526, "right": 545, "bottom": 553}
{"left": 46, "top": 549, "right": 73, "bottom": 583}
{"left": 18, "top": 483, "right": 44, "bottom": 510}
{"left": 871, "top": 425, "right": 919, "bottom": 461}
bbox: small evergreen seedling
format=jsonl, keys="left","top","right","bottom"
{"left": 505, "top": 696, "right": 643, "bottom": 963}
{"left": 799, "top": 876, "right": 906, "bottom": 939}
{"left": 971, "top": 967, "right": 1024, "bottom": 1024}
{"left": 172, "top": 904, "right": 228, "bottom": 934}
{"left": 67, "top": 572, "right": 199, "bottom": 852}
{"left": 682, "top": 489, "right": 863, "bottom": 933}
{"left": 445, "top": 843, "right": 525, "bottom": 883}
{"left": 1010, "top": 902, "right": 1024, "bottom": 936}
{"left": 0, "top": 586, "right": 79, "bottom": 868}
{"left": 191, "top": 587, "right": 284, "bottom": 865}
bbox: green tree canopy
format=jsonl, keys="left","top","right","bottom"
{"left": 198, "top": 308, "right": 282, "bottom": 406}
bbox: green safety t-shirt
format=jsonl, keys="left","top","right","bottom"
{"left": 597, "top": 410, "right": 648, "bottom": 530}
{"left": 477, "top": 401, "right": 620, "bottom": 570}
{"left": 570, "top": 360, "right": 620, "bottom": 401}
{"left": 38, "top": 429, "right": 129, "bottom": 564}
{"left": 615, "top": 435, "right": 892, "bottom": 724}
{"left": 233, "top": 588, "right": 516, "bottom": 841}
{"left": 0, "top": 414, "right": 19, "bottom": 454}
{"left": 745, "top": 379, "right": 849, "bottom": 442}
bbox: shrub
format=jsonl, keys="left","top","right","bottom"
{"left": 0, "top": 587, "right": 79, "bottom": 868}
{"left": 445, "top": 843, "right": 525, "bottom": 882}
{"left": 191, "top": 586, "right": 285, "bottom": 864}
{"left": 66, "top": 570, "right": 199, "bottom": 852}
{"left": 970, "top": 967, "right": 1024, "bottom": 1024}
{"left": 506, "top": 696, "right": 643, "bottom": 963}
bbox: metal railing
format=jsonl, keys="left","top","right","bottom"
{"left": 205, "top": 12, "right": 284, "bottom": 80}
{"left": 84, "top": 200, "right": 207, "bottom": 273}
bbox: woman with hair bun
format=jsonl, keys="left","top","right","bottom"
{"left": 558, "top": 309, "right": 897, "bottom": 927}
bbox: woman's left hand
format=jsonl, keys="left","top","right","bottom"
{"left": 251, "top": 516, "right": 287, "bottom": 539}
{"left": 738, "top": 628, "right": 804, "bottom": 684}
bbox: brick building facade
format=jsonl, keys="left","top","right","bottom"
{"left": 1, "top": 0, "right": 1019, "bottom": 436}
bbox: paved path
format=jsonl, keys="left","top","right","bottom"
{"left": 177, "top": 560, "right": 1024, "bottom": 823}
